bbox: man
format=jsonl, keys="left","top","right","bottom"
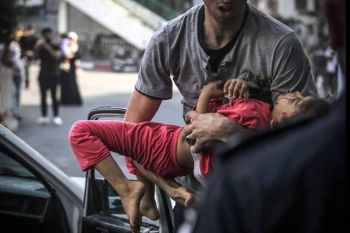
{"left": 181, "top": 0, "right": 346, "bottom": 232}
{"left": 121, "top": 0, "right": 316, "bottom": 229}
{"left": 35, "top": 28, "right": 63, "bottom": 126}
{"left": 19, "top": 24, "right": 38, "bottom": 89}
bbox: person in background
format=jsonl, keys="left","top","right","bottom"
{"left": 179, "top": 0, "right": 346, "bottom": 232}
{"left": 309, "top": 33, "right": 328, "bottom": 98}
{"left": 19, "top": 24, "right": 38, "bottom": 89}
{"left": 11, "top": 26, "right": 25, "bottom": 122}
{"left": 59, "top": 31, "right": 82, "bottom": 106}
{"left": 35, "top": 27, "right": 63, "bottom": 126}
{"left": 15, "top": 24, "right": 24, "bottom": 42}
{"left": 0, "top": 31, "right": 22, "bottom": 131}
{"left": 323, "top": 45, "right": 338, "bottom": 99}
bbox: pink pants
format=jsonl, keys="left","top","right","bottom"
{"left": 69, "top": 120, "right": 191, "bottom": 178}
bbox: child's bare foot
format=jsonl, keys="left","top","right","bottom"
{"left": 139, "top": 190, "right": 160, "bottom": 220}
{"left": 116, "top": 180, "right": 145, "bottom": 231}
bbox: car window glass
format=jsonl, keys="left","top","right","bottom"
{"left": 0, "top": 151, "right": 49, "bottom": 196}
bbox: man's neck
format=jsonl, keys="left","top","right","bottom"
{"left": 203, "top": 6, "right": 246, "bottom": 50}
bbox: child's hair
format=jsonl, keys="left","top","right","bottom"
{"left": 287, "top": 97, "right": 331, "bottom": 124}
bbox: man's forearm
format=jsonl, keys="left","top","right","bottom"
{"left": 216, "top": 117, "right": 249, "bottom": 143}
{"left": 124, "top": 90, "right": 161, "bottom": 122}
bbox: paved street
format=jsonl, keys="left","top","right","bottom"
{"left": 15, "top": 65, "right": 184, "bottom": 177}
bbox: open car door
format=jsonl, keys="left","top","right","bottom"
{"left": 82, "top": 107, "right": 174, "bottom": 233}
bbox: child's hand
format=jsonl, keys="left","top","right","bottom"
{"left": 223, "top": 79, "right": 249, "bottom": 99}
{"left": 201, "top": 80, "right": 225, "bottom": 99}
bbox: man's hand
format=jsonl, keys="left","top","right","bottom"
{"left": 134, "top": 162, "right": 195, "bottom": 207}
{"left": 184, "top": 111, "right": 247, "bottom": 153}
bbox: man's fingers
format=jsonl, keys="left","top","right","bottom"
{"left": 185, "top": 111, "right": 199, "bottom": 123}
{"left": 183, "top": 124, "right": 193, "bottom": 136}
{"left": 233, "top": 81, "right": 243, "bottom": 98}
{"left": 192, "top": 137, "right": 206, "bottom": 153}
{"left": 224, "top": 79, "right": 236, "bottom": 95}
{"left": 243, "top": 91, "right": 250, "bottom": 100}
{"left": 239, "top": 83, "right": 249, "bottom": 99}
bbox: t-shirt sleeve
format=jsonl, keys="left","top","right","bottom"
{"left": 270, "top": 33, "right": 317, "bottom": 102}
{"left": 135, "top": 28, "right": 173, "bottom": 99}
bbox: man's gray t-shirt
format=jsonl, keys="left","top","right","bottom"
{"left": 135, "top": 3, "right": 317, "bottom": 191}
{"left": 136, "top": 3, "right": 316, "bottom": 111}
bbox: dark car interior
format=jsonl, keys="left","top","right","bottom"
{"left": 0, "top": 149, "right": 71, "bottom": 233}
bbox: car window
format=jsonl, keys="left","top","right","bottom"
{"left": 0, "top": 151, "right": 49, "bottom": 197}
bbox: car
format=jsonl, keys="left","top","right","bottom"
{"left": 110, "top": 47, "right": 142, "bottom": 72}
{"left": 0, "top": 107, "right": 174, "bottom": 233}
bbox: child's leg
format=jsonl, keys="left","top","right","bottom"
{"left": 134, "top": 161, "right": 195, "bottom": 207}
{"left": 69, "top": 120, "right": 155, "bottom": 228}
{"left": 95, "top": 156, "right": 145, "bottom": 230}
{"left": 137, "top": 175, "right": 160, "bottom": 220}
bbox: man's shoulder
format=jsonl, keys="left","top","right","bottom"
{"left": 161, "top": 4, "right": 202, "bottom": 35}
{"left": 246, "top": 3, "right": 294, "bottom": 37}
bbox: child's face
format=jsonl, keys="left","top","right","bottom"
{"left": 271, "top": 92, "right": 311, "bottom": 126}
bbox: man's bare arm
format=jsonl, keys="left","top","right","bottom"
{"left": 124, "top": 89, "right": 162, "bottom": 122}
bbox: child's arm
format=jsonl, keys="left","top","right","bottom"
{"left": 196, "top": 81, "right": 225, "bottom": 113}
{"left": 196, "top": 79, "right": 250, "bottom": 113}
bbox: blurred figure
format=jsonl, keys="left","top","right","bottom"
{"left": 59, "top": 33, "right": 71, "bottom": 71}
{"left": 324, "top": 46, "right": 337, "bottom": 99}
{"left": 0, "top": 30, "right": 22, "bottom": 131}
{"left": 15, "top": 24, "right": 24, "bottom": 41}
{"left": 35, "top": 27, "right": 63, "bottom": 126}
{"left": 19, "top": 24, "right": 38, "bottom": 89}
{"left": 309, "top": 33, "right": 328, "bottom": 97}
{"left": 59, "top": 31, "right": 82, "bottom": 106}
{"left": 11, "top": 27, "right": 25, "bottom": 121}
